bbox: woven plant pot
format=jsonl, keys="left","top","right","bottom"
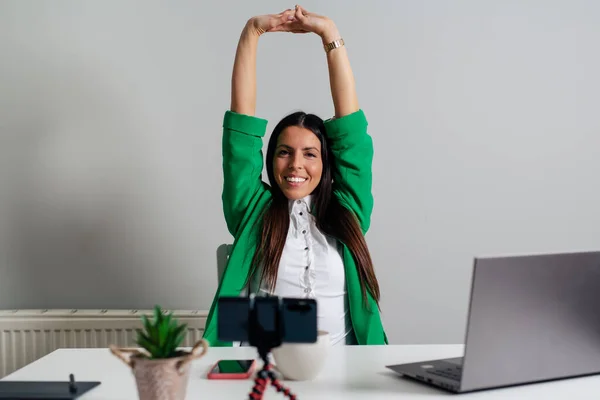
{"left": 110, "top": 339, "right": 208, "bottom": 400}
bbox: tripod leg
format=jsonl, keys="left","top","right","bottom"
{"left": 249, "top": 366, "right": 270, "bottom": 400}
{"left": 267, "top": 369, "right": 297, "bottom": 400}
{"left": 249, "top": 351, "right": 298, "bottom": 399}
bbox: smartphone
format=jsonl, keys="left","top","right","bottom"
{"left": 206, "top": 359, "right": 257, "bottom": 380}
{"left": 217, "top": 296, "right": 317, "bottom": 344}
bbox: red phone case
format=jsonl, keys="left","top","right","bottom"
{"left": 207, "top": 359, "right": 257, "bottom": 380}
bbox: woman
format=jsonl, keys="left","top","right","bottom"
{"left": 203, "top": 5, "right": 387, "bottom": 346}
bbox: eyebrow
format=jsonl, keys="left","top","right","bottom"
{"left": 277, "top": 144, "right": 320, "bottom": 152}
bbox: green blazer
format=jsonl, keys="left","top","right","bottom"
{"left": 202, "top": 108, "right": 388, "bottom": 346}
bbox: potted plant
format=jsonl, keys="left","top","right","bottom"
{"left": 110, "top": 305, "right": 208, "bottom": 400}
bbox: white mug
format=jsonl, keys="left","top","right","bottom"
{"left": 271, "top": 330, "right": 330, "bottom": 381}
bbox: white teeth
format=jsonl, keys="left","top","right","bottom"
{"left": 286, "top": 177, "right": 306, "bottom": 183}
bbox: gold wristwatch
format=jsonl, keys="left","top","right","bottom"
{"left": 324, "top": 38, "right": 344, "bottom": 53}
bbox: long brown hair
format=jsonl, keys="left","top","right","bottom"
{"left": 247, "top": 111, "right": 380, "bottom": 306}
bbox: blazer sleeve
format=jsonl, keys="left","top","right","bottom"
{"left": 221, "top": 110, "right": 270, "bottom": 237}
{"left": 323, "top": 109, "right": 374, "bottom": 234}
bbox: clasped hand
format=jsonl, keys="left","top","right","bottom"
{"left": 248, "top": 5, "right": 336, "bottom": 40}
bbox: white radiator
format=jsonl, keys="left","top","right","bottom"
{"left": 0, "top": 309, "right": 208, "bottom": 378}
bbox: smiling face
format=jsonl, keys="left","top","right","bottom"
{"left": 272, "top": 125, "right": 323, "bottom": 200}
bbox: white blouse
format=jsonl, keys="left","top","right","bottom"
{"left": 257, "top": 195, "right": 354, "bottom": 346}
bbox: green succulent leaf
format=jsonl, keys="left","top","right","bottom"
{"left": 135, "top": 305, "right": 189, "bottom": 359}
{"left": 153, "top": 305, "right": 162, "bottom": 324}
{"left": 137, "top": 333, "right": 159, "bottom": 358}
{"left": 141, "top": 315, "right": 152, "bottom": 332}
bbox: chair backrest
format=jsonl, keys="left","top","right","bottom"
{"left": 216, "top": 244, "right": 233, "bottom": 284}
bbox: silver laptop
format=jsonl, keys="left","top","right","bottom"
{"left": 386, "top": 251, "right": 600, "bottom": 393}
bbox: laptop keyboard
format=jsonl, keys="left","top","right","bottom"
{"left": 427, "top": 365, "right": 462, "bottom": 381}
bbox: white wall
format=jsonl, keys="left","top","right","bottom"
{"left": 1, "top": 0, "right": 599, "bottom": 344}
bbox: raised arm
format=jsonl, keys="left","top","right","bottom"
{"left": 222, "top": 10, "right": 296, "bottom": 236}
{"left": 292, "top": 6, "right": 374, "bottom": 232}
{"left": 323, "top": 34, "right": 359, "bottom": 117}
{"left": 231, "top": 10, "right": 297, "bottom": 115}
{"left": 293, "top": 5, "right": 359, "bottom": 118}
{"left": 229, "top": 24, "right": 259, "bottom": 115}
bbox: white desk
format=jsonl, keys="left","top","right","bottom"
{"left": 2, "top": 345, "right": 598, "bottom": 399}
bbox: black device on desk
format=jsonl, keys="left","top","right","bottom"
{"left": 217, "top": 295, "right": 317, "bottom": 399}
{"left": 0, "top": 373, "right": 100, "bottom": 399}
{"left": 218, "top": 295, "right": 318, "bottom": 347}
{"left": 386, "top": 251, "right": 600, "bottom": 393}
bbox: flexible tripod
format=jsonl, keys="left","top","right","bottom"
{"left": 248, "top": 350, "right": 296, "bottom": 400}
{"left": 218, "top": 294, "right": 317, "bottom": 400}
{"left": 246, "top": 296, "right": 298, "bottom": 399}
